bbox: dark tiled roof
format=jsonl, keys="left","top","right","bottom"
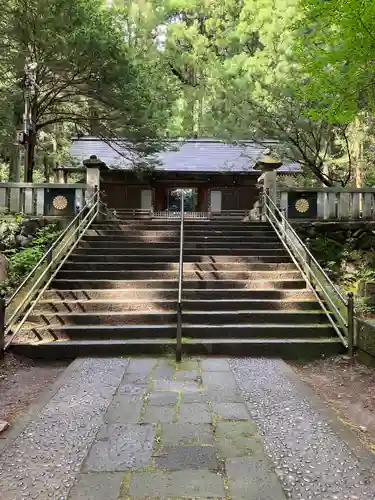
{"left": 69, "top": 137, "right": 301, "bottom": 173}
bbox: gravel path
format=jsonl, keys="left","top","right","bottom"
{"left": 230, "top": 357, "right": 375, "bottom": 500}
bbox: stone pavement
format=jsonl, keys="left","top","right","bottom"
{"left": 0, "top": 357, "right": 375, "bottom": 500}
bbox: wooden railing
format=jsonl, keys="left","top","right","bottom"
{"left": 279, "top": 187, "right": 375, "bottom": 220}
{"left": 0, "top": 183, "right": 86, "bottom": 216}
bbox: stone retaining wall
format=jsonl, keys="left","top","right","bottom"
{"left": 356, "top": 318, "right": 375, "bottom": 365}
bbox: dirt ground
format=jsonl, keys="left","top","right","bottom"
{"left": 0, "top": 353, "right": 67, "bottom": 425}
{"left": 290, "top": 355, "right": 375, "bottom": 453}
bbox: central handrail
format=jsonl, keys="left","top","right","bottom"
{"left": 3, "top": 190, "right": 101, "bottom": 350}
{"left": 176, "top": 191, "right": 185, "bottom": 362}
{"left": 262, "top": 191, "right": 354, "bottom": 351}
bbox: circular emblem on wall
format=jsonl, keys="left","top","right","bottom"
{"left": 295, "top": 198, "right": 309, "bottom": 213}
{"left": 52, "top": 195, "right": 68, "bottom": 211}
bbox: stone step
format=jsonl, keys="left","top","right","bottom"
{"left": 92, "top": 221, "right": 271, "bottom": 229}
{"left": 51, "top": 279, "right": 307, "bottom": 290}
{"left": 20, "top": 322, "right": 335, "bottom": 341}
{"left": 69, "top": 254, "right": 293, "bottom": 263}
{"left": 62, "top": 262, "right": 297, "bottom": 271}
{"left": 85, "top": 229, "right": 277, "bottom": 238}
{"left": 10, "top": 337, "right": 343, "bottom": 359}
{"left": 81, "top": 234, "right": 280, "bottom": 243}
{"left": 33, "top": 298, "right": 321, "bottom": 313}
{"left": 42, "top": 288, "right": 315, "bottom": 301}
{"left": 72, "top": 247, "right": 289, "bottom": 256}
{"left": 11, "top": 336, "right": 343, "bottom": 359}
{"left": 79, "top": 236, "right": 282, "bottom": 249}
{"left": 56, "top": 270, "right": 302, "bottom": 281}
{"left": 28, "top": 310, "right": 329, "bottom": 327}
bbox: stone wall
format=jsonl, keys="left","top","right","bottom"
{"left": 356, "top": 319, "right": 375, "bottom": 365}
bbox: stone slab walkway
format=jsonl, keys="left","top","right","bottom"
{"left": 0, "top": 357, "right": 375, "bottom": 500}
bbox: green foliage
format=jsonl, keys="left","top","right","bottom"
{"left": 0, "top": 216, "right": 22, "bottom": 250}
{"left": 295, "top": 0, "right": 375, "bottom": 123}
{"left": 153, "top": 0, "right": 355, "bottom": 186}
{"left": 0, "top": 223, "right": 61, "bottom": 298}
{"left": 0, "top": 0, "right": 178, "bottom": 180}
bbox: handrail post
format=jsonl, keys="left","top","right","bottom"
{"left": 347, "top": 292, "right": 354, "bottom": 357}
{"left": 281, "top": 208, "right": 287, "bottom": 241}
{"left": 0, "top": 298, "right": 5, "bottom": 357}
{"left": 176, "top": 190, "right": 184, "bottom": 362}
{"left": 46, "top": 248, "right": 53, "bottom": 279}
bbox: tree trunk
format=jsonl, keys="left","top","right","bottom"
{"left": 24, "top": 130, "right": 36, "bottom": 182}
{"left": 9, "top": 139, "right": 21, "bottom": 182}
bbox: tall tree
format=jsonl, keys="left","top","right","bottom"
{"left": 0, "top": 0, "right": 177, "bottom": 181}
{"left": 294, "top": 0, "right": 375, "bottom": 123}
{"left": 155, "top": 0, "right": 354, "bottom": 186}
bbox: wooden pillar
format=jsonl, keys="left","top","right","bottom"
{"left": 197, "top": 187, "right": 208, "bottom": 211}
{"left": 155, "top": 186, "right": 165, "bottom": 211}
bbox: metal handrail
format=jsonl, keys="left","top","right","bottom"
{"left": 3, "top": 190, "right": 100, "bottom": 349}
{"left": 5, "top": 190, "right": 99, "bottom": 310}
{"left": 176, "top": 191, "right": 185, "bottom": 362}
{"left": 262, "top": 191, "right": 353, "bottom": 348}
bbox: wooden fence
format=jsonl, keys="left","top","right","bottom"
{"left": 0, "top": 183, "right": 86, "bottom": 217}
{"left": 279, "top": 188, "right": 375, "bottom": 220}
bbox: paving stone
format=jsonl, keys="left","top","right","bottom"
{"left": 201, "top": 358, "right": 231, "bottom": 371}
{"left": 174, "top": 369, "right": 199, "bottom": 381}
{"left": 168, "top": 469, "right": 226, "bottom": 497}
{"left": 215, "top": 421, "right": 263, "bottom": 458}
{"left": 161, "top": 423, "right": 214, "bottom": 446}
{"left": 226, "top": 457, "right": 286, "bottom": 500}
{"left": 148, "top": 391, "right": 179, "bottom": 406}
{"left": 180, "top": 391, "right": 209, "bottom": 403}
{"left": 212, "top": 402, "right": 249, "bottom": 421}
{"left": 175, "top": 359, "right": 200, "bottom": 371}
{"left": 152, "top": 380, "right": 199, "bottom": 392}
{"left": 179, "top": 403, "right": 212, "bottom": 424}
{"left": 120, "top": 373, "right": 150, "bottom": 386}
{"left": 202, "top": 371, "right": 237, "bottom": 389}
{"left": 155, "top": 445, "right": 217, "bottom": 470}
{"left": 68, "top": 472, "right": 124, "bottom": 500}
{"left": 126, "top": 358, "right": 156, "bottom": 374}
{"left": 208, "top": 388, "right": 244, "bottom": 403}
{"left": 152, "top": 360, "right": 175, "bottom": 380}
{"left": 117, "top": 383, "right": 147, "bottom": 396}
{"left": 143, "top": 405, "right": 176, "bottom": 423}
{"left": 105, "top": 395, "right": 144, "bottom": 423}
{"left": 127, "top": 471, "right": 168, "bottom": 498}
{"left": 84, "top": 424, "right": 155, "bottom": 471}
{"left": 127, "top": 470, "right": 225, "bottom": 498}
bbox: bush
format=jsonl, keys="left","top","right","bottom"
{"left": 0, "top": 222, "right": 61, "bottom": 298}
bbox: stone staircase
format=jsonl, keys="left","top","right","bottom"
{"left": 14, "top": 214, "right": 343, "bottom": 358}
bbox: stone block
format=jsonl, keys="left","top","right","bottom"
{"left": 105, "top": 395, "right": 143, "bottom": 424}
{"left": 126, "top": 358, "right": 156, "bottom": 375}
{"left": 212, "top": 402, "right": 249, "bottom": 421}
{"left": 84, "top": 424, "right": 155, "bottom": 472}
{"left": 161, "top": 423, "right": 214, "bottom": 446}
{"left": 215, "top": 421, "right": 263, "bottom": 458}
{"left": 143, "top": 405, "right": 176, "bottom": 423}
{"left": 68, "top": 472, "right": 123, "bottom": 500}
{"left": 202, "top": 371, "right": 237, "bottom": 389}
{"left": 148, "top": 391, "right": 179, "bottom": 406}
{"left": 127, "top": 470, "right": 225, "bottom": 498}
{"left": 226, "top": 457, "right": 286, "bottom": 500}
{"left": 155, "top": 445, "right": 217, "bottom": 471}
{"left": 201, "top": 358, "right": 231, "bottom": 371}
{"left": 179, "top": 403, "right": 212, "bottom": 424}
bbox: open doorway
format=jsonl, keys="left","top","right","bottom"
{"left": 165, "top": 188, "right": 198, "bottom": 212}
